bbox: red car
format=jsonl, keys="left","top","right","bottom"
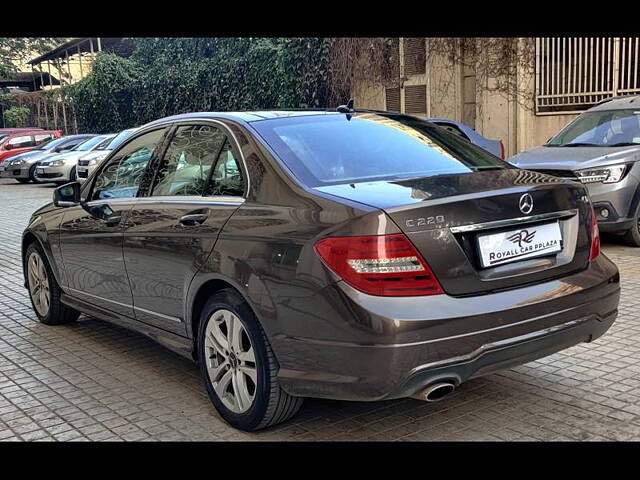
{"left": 0, "top": 127, "right": 44, "bottom": 133}
{"left": 0, "top": 130, "right": 62, "bottom": 163}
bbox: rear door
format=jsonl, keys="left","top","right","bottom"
{"left": 122, "top": 121, "right": 246, "bottom": 334}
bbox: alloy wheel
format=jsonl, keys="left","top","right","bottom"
{"left": 27, "top": 252, "right": 50, "bottom": 317}
{"left": 204, "top": 309, "right": 257, "bottom": 413}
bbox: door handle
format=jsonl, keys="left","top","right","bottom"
{"left": 179, "top": 213, "right": 208, "bottom": 226}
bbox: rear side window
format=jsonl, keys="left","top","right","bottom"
{"left": 34, "top": 134, "right": 54, "bottom": 144}
{"left": 8, "top": 135, "right": 35, "bottom": 148}
{"left": 252, "top": 113, "right": 506, "bottom": 187}
{"left": 205, "top": 140, "right": 244, "bottom": 196}
{"left": 151, "top": 125, "right": 226, "bottom": 197}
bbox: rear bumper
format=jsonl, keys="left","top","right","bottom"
{"left": 392, "top": 310, "right": 615, "bottom": 399}
{"left": 273, "top": 253, "right": 620, "bottom": 401}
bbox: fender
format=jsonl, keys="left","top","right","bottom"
{"left": 184, "top": 269, "right": 268, "bottom": 339}
{"left": 626, "top": 175, "right": 640, "bottom": 220}
{"left": 21, "top": 209, "right": 65, "bottom": 289}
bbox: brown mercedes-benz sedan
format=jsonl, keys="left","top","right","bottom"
{"left": 22, "top": 109, "right": 620, "bottom": 431}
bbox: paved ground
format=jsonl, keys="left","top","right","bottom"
{"left": 1, "top": 178, "right": 640, "bottom": 441}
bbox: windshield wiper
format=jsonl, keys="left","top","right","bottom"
{"left": 607, "top": 142, "right": 640, "bottom": 147}
{"left": 556, "top": 142, "right": 600, "bottom": 147}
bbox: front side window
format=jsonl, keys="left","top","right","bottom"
{"left": 151, "top": 125, "right": 226, "bottom": 197}
{"left": 252, "top": 113, "right": 506, "bottom": 187}
{"left": 91, "top": 129, "right": 165, "bottom": 200}
{"left": 547, "top": 109, "right": 640, "bottom": 147}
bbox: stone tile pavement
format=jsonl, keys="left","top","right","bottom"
{"left": 1, "top": 178, "right": 640, "bottom": 441}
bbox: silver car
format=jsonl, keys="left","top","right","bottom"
{"left": 34, "top": 134, "right": 115, "bottom": 184}
{"left": 510, "top": 95, "right": 640, "bottom": 245}
{"left": 427, "top": 118, "right": 505, "bottom": 159}
{"left": 77, "top": 128, "right": 138, "bottom": 183}
{"left": 0, "top": 135, "right": 96, "bottom": 183}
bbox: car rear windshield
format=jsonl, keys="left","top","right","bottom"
{"left": 251, "top": 113, "right": 507, "bottom": 187}
{"left": 547, "top": 108, "right": 640, "bottom": 147}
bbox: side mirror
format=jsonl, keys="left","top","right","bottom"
{"left": 53, "top": 182, "right": 81, "bottom": 207}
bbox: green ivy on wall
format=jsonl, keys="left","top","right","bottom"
{"left": 68, "top": 38, "right": 337, "bottom": 134}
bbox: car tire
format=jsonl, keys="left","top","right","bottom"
{"left": 28, "top": 164, "right": 37, "bottom": 182}
{"left": 24, "top": 242, "right": 79, "bottom": 325}
{"left": 16, "top": 178, "right": 30, "bottom": 184}
{"left": 197, "top": 288, "right": 303, "bottom": 431}
{"left": 622, "top": 212, "right": 640, "bottom": 247}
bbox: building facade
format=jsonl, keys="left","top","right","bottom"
{"left": 351, "top": 38, "right": 640, "bottom": 158}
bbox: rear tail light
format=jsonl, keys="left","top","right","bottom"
{"left": 589, "top": 203, "right": 600, "bottom": 261}
{"left": 500, "top": 140, "right": 505, "bottom": 160}
{"left": 314, "top": 234, "right": 443, "bottom": 296}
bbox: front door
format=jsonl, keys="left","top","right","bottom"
{"left": 59, "top": 128, "right": 168, "bottom": 317}
{"left": 122, "top": 123, "right": 246, "bottom": 334}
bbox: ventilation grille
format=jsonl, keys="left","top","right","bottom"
{"left": 385, "top": 87, "right": 401, "bottom": 112}
{"left": 404, "top": 84, "right": 427, "bottom": 114}
{"left": 403, "top": 38, "right": 426, "bottom": 76}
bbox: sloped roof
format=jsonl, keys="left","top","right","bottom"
{"left": 28, "top": 38, "right": 132, "bottom": 65}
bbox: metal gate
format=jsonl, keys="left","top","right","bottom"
{"left": 536, "top": 37, "right": 640, "bottom": 114}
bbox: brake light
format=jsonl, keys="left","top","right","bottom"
{"left": 314, "top": 234, "right": 443, "bottom": 296}
{"left": 500, "top": 140, "right": 505, "bottom": 160}
{"left": 589, "top": 203, "right": 600, "bottom": 261}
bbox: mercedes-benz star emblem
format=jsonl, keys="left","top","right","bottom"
{"left": 519, "top": 193, "right": 533, "bottom": 214}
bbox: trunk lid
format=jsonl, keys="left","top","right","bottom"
{"left": 316, "top": 169, "right": 592, "bottom": 296}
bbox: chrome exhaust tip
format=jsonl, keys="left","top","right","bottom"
{"left": 412, "top": 381, "right": 456, "bottom": 402}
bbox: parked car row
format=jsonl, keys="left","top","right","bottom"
{"left": 0, "top": 127, "right": 139, "bottom": 185}
{"left": 0, "top": 128, "right": 62, "bottom": 164}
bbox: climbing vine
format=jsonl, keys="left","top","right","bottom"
{"left": 69, "top": 38, "right": 337, "bottom": 133}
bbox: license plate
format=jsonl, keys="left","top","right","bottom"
{"left": 477, "top": 221, "right": 562, "bottom": 268}
{"left": 36, "top": 168, "right": 44, "bottom": 174}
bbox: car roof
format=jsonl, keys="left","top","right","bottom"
{"left": 144, "top": 110, "right": 366, "bottom": 128}
{"left": 588, "top": 95, "right": 640, "bottom": 112}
